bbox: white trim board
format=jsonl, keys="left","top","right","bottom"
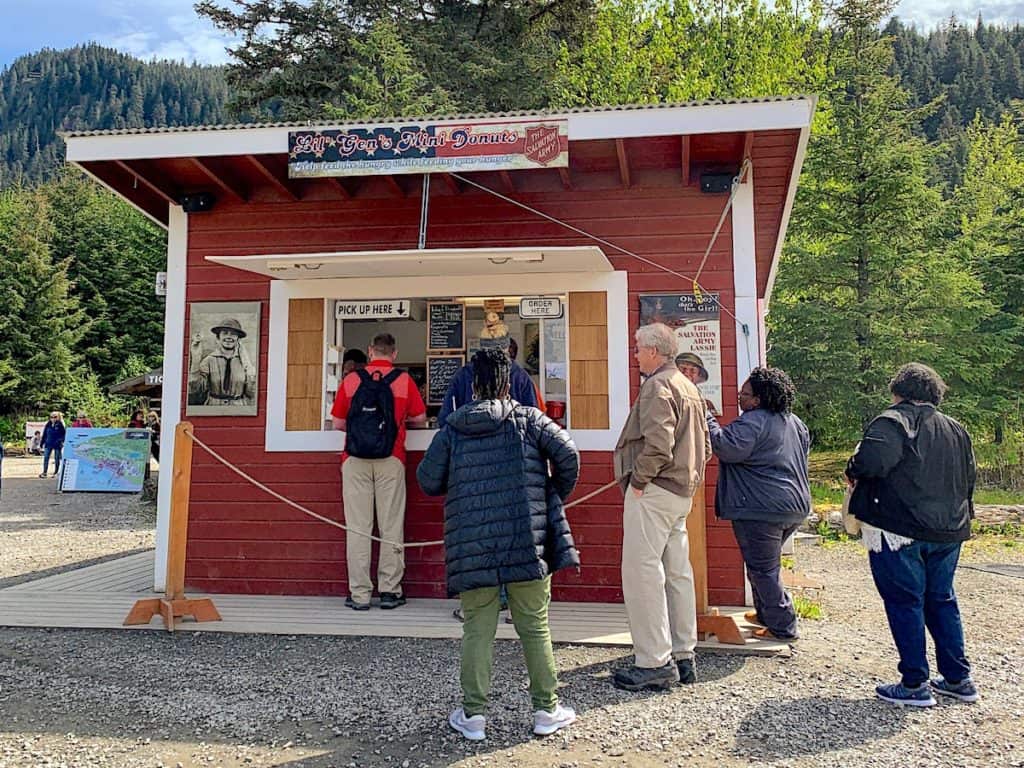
{"left": 65, "top": 100, "right": 815, "bottom": 163}
{"left": 266, "top": 271, "right": 630, "bottom": 452}
{"left": 731, "top": 166, "right": 760, "bottom": 388}
{"left": 153, "top": 204, "right": 187, "bottom": 592}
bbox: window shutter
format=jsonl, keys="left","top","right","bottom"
{"left": 568, "top": 291, "right": 609, "bottom": 429}
{"left": 286, "top": 299, "right": 324, "bottom": 431}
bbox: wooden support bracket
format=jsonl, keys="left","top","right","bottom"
{"left": 124, "top": 421, "right": 221, "bottom": 632}
{"left": 124, "top": 597, "right": 222, "bottom": 631}
{"left": 696, "top": 609, "right": 746, "bottom": 645}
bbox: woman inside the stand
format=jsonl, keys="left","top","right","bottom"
{"left": 705, "top": 366, "right": 811, "bottom": 643}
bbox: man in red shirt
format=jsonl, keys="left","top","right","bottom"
{"left": 331, "top": 333, "right": 426, "bottom": 610}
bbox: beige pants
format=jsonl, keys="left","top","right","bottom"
{"left": 341, "top": 456, "right": 406, "bottom": 603}
{"left": 621, "top": 483, "right": 697, "bottom": 668}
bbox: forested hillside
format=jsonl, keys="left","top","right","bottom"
{"left": 0, "top": 45, "right": 232, "bottom": 187}
{"left": 2, "top": 19, "right": 1024, "bottom": 187}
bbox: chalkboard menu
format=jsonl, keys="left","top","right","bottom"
{"left": 427, "top": 355, "right": 465, "bottom": 406}
{"left": 427, "top": 301, "right": 465, "bottom": 352}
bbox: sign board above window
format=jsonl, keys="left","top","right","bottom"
{"left": 288, "top": 120, "right": 568, "bottom": 178}
{"left": 335, "top": 299, "right": 415, "bottom": 320}
{"left": 519, "top": 297, "right": 563, "bottom": 319}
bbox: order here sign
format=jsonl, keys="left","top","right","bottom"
{"left": 335, "top": 300, "right": 411, "bottom": 320}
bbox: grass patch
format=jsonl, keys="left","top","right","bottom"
{"left": 972, "top": 520, "right": 1024, "bottom": 538}
{"left": 814, "top": 519, "right": 850, "bottom": 544}
{"left": 811, "top": 482, "right": 845, "bottom": 510}
{"left": 793, "top": 595, "right": 824, "bottom": 620}
{"left": 974, "top": 488, "right": 1024, "bottom": 505}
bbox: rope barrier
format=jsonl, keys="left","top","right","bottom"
{"left": 183, "top": 428, "right": 620, "bottom": 551}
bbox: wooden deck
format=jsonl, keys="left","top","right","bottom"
{"left": 0, "top": 551, "right": 787, "bottom": 654}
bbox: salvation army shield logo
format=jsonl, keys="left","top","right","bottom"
{"left": 523, "top": 125, "right": 561, "bottom": 166}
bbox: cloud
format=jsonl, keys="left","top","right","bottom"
{"left": 894, "top": 0, "right": 1024, "bottom": 29}
{"left": 89, "top": 0, "right": 236, "bottom": 64}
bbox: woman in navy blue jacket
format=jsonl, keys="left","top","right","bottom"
{"left": 39, "top": 411, "right": 66, "bottom": 478}
{"left": 417, "top": 348, "right": 580, "bottom": 742}
{"left": 706, "top": 367, "right": 810, "bottom": 643}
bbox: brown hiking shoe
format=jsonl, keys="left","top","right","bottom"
{"left": 744, "top": 611, "right": 765, "bottom": 626}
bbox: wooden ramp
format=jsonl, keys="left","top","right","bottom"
{"left": 0, "top": 551, "right": 786, "bottom": 654}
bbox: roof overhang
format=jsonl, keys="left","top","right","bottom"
{"left": 207, "top": 246, "right": 613, "bottom": 279}
{"left": 65, "top": 99, "right": 815, "bottom": 163}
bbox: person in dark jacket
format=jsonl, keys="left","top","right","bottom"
{"left": 39, "top": 411, "right": 66, "bottom": 478}
{"left": 846, "top": 363, "right": 977, "bottom": 708}
{"left": 436, "top": 336, "right": 537, "bottom": 425}
{"left": 417, "top": 348, "right": 580, "bottom": 742}
{"left": 707, "top": 366, "right": 810, "bottom": 643}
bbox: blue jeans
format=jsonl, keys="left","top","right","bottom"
{"left": 43, "top": 446, "right": 62, "bottom": 475}
{"left": 732, "top": 520, "right": 800, "bottom": 639}
{"left": 869, "top": 537, "right": 971, "bottom": 688}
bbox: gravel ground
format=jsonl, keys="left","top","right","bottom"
{"left": 0, "top": 457, "right": 155, "bottom": 589}
{"left": 1, "top": 454, "right": 1023, "bottom": 768}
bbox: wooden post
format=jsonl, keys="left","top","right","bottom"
{"left": 685, "top": 486, "right": 709, "bottom": 614}
{"left": 124, "top": 422, "right": 221, "bottom": 631}
{"left": 688, "top": 485, "right": 745, "bottom": 645}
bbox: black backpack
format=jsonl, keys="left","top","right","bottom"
{"left": 345, "top": 368, "right": 403, "bottom": 459}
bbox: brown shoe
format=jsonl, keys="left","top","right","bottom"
{"left": 744, "top": 611, "right": 765, "bottom": 626}
{"left": 753, "top": 627, "right": 798, "bottom": 643}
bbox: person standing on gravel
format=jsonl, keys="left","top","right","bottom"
{"left": 332, "top": 332, "right": 426, "bottom": 611}
{"left": 417, "top": 348, "right": 580, "bottom": 742}
{"left": 39, "top": 411, "right": 66, "bottom": 478}
{"left": 846, "top": 363, "right": 977, "bottom": 708}
{"left": 706, "top": 366, "right": 810, "bottom": 644}
{"left": 612, "top": 322, "right": 710, "bottom": 691}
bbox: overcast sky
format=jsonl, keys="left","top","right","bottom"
{"left": 1, "top": 0, "right": 1023, "bottom": 70}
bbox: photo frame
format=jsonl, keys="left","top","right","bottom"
{"left": 186, "top": 301, "right": 261, "bottom": 417}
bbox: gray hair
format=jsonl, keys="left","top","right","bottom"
{"left": 635, "top": 323, "right": 677, "bottom": 358}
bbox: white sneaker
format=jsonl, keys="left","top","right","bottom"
{"left": 448, "top": 707, "right": 486, "bottom": 741}
{"left": 533, "top": 703, "right": 576, "bottom": 736}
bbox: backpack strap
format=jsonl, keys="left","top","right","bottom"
{"left": 356, "top": 368, "right": 373, "bottom": 385}
{"left": 382, "top": 368, "right": 403, "bottom": 386}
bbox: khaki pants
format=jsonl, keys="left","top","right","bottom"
{"left": 341, "top": 456, "right": 406, "bottom": 603}
{"left": 621, "top": 483, "right": 697, "bottom": 668}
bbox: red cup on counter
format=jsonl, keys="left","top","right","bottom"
{"left": 546, "top": 400, "right": 566, "bottom": 421}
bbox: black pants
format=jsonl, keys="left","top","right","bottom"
{"left": 731, "top": 520, "right": 800, "bottom": 639}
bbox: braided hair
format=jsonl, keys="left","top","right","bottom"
{"left": 747, "top": 366, "right": 796, "bottom": 414}
{"left": 471, "top": 348, "right": 511, "bottom": 400}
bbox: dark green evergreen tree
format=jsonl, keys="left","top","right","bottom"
{"left": 0, "top": 186, "right": 83, "bottom": 412}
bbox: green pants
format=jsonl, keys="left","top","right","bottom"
{"left": 459, "top": 576, "right": 558, "bottom": 716}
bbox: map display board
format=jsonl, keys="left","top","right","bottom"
{"left": 59, "top": 428, "right": 151, "bottom": 493}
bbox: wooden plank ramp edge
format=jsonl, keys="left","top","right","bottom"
{"left": 0, "top": 552, "right": 787, "bottom": 655}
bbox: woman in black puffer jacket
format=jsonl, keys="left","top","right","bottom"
{"left": 417, "top": 348, "right": 580, "bottom": 742}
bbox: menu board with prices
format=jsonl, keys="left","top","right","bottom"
{"left": 427, "top": 301, "right": 466, "bottom": 352}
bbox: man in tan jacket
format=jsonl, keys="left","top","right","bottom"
{"left": 613, "top": 322, "right": 710, "bottom": 690}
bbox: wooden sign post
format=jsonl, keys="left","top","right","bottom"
{"left": 687, "top": 486, "right": 744, "bottom": 645}
{"left": 124, "top": 421, "right": 222, "bottom": 631}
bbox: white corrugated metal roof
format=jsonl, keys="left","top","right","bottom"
{"left": 60, "top": 96, "right": 813, "bottom": 138}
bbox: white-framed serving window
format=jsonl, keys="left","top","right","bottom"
{"left": 266, "top": 270, "right": 629, "bottom": 452}
{"left": 323, "top": 295, "right": 569, "bottom": 430}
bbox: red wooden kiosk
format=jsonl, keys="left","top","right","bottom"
{"left": 64, "top": 98, "right": 814, "bottom": 618}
